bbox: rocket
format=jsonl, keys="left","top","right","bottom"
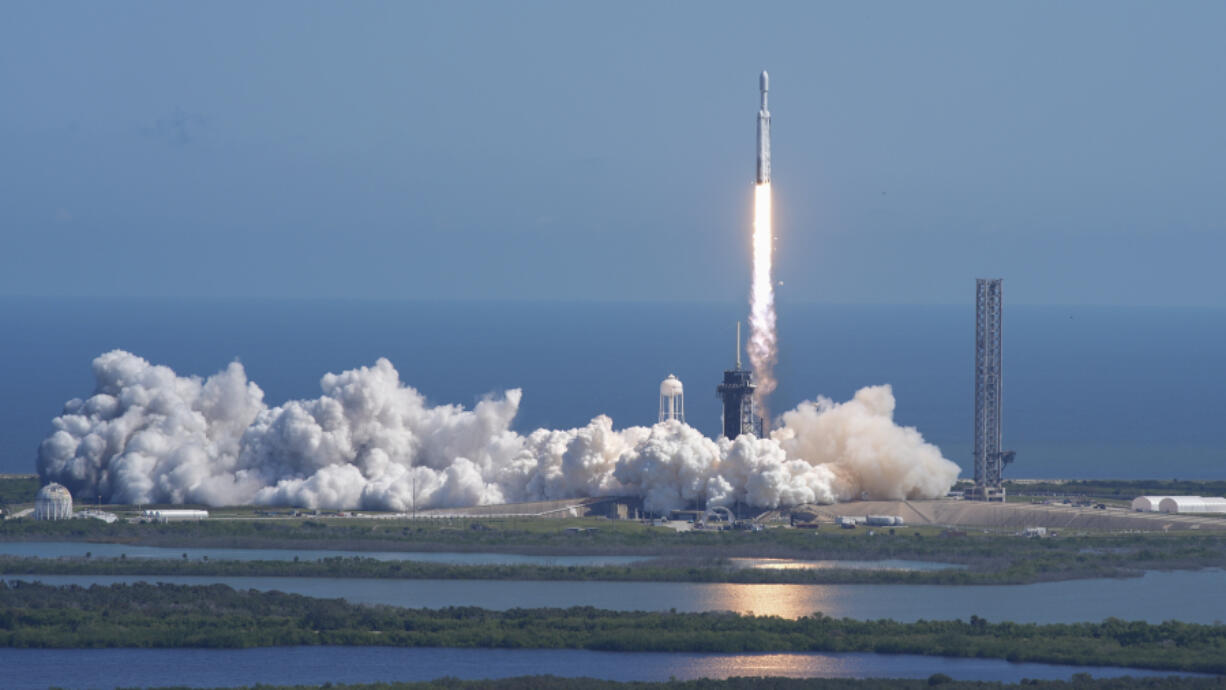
{"left": 756, "top": 70, "right": 771, "bottom": 184}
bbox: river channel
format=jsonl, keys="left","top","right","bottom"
{"left": 9, "top": 568, "right": 1225, "bottom": 623}
{"left": 0, "top": 646, "right": 1207, "bottom": 689}
{"left": 0, "top": 541, "right": 959, "bottom": 570}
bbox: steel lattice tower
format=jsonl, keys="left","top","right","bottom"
{"left": 972, "top": 279, "right": 1005, "bottom": 500}
{"left": 717, "top": 322, "right": 762, "bottom": 439}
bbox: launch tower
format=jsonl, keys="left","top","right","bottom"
{"left": 969, "top": 278, "right": 1014, "bottom": 501}
{"left": 718, "top": 323, "right": 763, "bottom": 439}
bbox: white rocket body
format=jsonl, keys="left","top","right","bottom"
{"left": 756, "top": 70, "right": 771, "bottom": 184}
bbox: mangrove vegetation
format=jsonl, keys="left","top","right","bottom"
{"left": 1, "top": 582, "right": 1225, "bottom": 675}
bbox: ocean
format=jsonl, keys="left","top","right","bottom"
{"left": 1, "top": 296, "right": 1222, "bottom": 479}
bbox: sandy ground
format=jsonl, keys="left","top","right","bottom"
{"left": 402, "top": 496, "right": 1226, "bottom": 532}
{"left": 802, "top": 499, "right": 1226, "bottom": 532}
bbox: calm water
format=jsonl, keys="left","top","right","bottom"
{"left": 0, "top": 541, "right": 646, "bottom": 566}
{"left": 0, "top": 646, "right": 1205, "bottom": 689}
{"left": 11, "top": 569, "right": 1225, "bottom": 623}
{"left": 2, "top": 298, "right": 1223, "bottom": 479}
{"left": 0, "top": 542, "right": 959, "bottom": 571}
{"left": 728, "top": 557, "right": 962, "bottom": 571}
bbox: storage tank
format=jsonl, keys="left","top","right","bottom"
{"left": 865, "top": 515, "right": 904, "bottom": 527}
{"left": 658, "top": 374, "right": 685, "bottom": 423}
{"left": 142, "top": 509, "right": 209, "bottom": 523}
{"left": 33, "top": 483, "right": 73, "bottom": 520}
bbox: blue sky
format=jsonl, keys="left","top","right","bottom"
{"left": 2, "top": 1, "right": 1224, "bottom": 306}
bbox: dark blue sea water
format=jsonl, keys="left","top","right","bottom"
{"left": 0, "top": 646, "right": 1206, "bottom": 689}
{"left": 1, "top": 297, "right": 1222, "bottom": 478}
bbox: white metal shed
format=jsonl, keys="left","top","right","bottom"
{"left": 1131, "top": 496, "right": 1170, "bottom": 512}
{"left": 1157, "top": 497, "right": 1226, "bottom": 514}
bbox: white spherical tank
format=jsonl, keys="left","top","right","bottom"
{"left": 660, "top": 374, "right": 684, "bottom": 397}
{"left": 34, "top": 482, "right": 73, "bottom": 520}
{"left": 658, "top": 374, "right": 685, "bottom": 424}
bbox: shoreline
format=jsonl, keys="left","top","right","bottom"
{"left": 0, "top": 554, "right": 1186, "bottom": 586}
{"left": 2, "top": 581, "right": 1225, "bottom": 676}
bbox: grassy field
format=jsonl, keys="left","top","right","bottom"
{"left": 3, "top": 517, "right": 1226, "bottom": 584}
{"left": 5, "top": 473, "right": 1226, "bottom": 585}
{"left": 1003, "top": 479, "right": 1226, "bottom": 501}
{"left": 0, "top": 554, "right": 1049, "bottom": 585}
{"left": 0, "top": 474, "right": 37, "bottom": 508}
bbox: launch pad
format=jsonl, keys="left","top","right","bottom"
{"left": 717, "top": 323, "right": 765, "bottom": 438}
{"left": 403, "top": 496, "right": 1226, "bottom": 533}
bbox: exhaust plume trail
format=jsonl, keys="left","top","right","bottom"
{"left": 748, "top": 181, "right": 777, "bottom": 414}
{"left": 749, "top": 70, "right": 777, "bottom": 418}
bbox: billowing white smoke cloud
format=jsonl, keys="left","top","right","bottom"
{"left": 38, "top": 351, "right": 960, "bottom": 512}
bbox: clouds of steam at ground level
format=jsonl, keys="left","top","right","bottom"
{"left": 36, "top": 351, "right": 961, "bottom": 513}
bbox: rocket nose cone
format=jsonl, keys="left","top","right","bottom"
{"left": 760, "top": 71, "right": 769, "bottom": 92}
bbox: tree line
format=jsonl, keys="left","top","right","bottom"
{"left": 4, "top": 513, "right": 1226, "bottom": 583}
{"left": 1, "top": 581, "right": 1225, "bottom": 674}
{"left": 107, "top": 676, "right": 1226, "bottom": 690}
{"left": 6, "top": 524, "right": 1226, "bottom": 586}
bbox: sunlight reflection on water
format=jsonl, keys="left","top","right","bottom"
{"left": 698, "top": 582, "right": 843, "bottom": 619}
{"left": 670, "top": 652, "right": 849, "bottom": 678}
{"left": 9, "top": 569, "right": 1226, "bottom": 624}
{"left": 0, "top": 647, "right": 1204, "bottom": 689}
{"left": 728, "top": 558, "right": 961, "bottom": 571}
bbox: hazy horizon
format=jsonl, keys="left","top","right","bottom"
{"left": 4, "top": 296, "right": 1222, "bottom": 480}
{"left": 4, "top": 294, "right": 1225, "bottom": 309}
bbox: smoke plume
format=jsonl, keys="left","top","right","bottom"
{"left": 748, "top": 182, "right": 777, "bottom": 413}
{"left": 38, "top": 351, "right": 960, "bottom": 512}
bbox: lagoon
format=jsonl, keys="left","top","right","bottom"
{"left": 727, "top": 557, "right": 962, "bottom": 571}
{"left": 9, "top": 568, "right": 1224, "bottom": 623}
{"left": 0, "top": 646, "right": 1206, "bottom": 690}
{"left": 0, "top": 541, "right": 962, "bottom": 571}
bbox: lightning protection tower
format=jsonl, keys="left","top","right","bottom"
{"left": 717, "top": 322, "right": 760, "bottom": 439}
{"left": 659, "top": 374, "right": 685, "bottom": 423}
{"left": 970, "top": 278, "right": 1013, "bottom": 501}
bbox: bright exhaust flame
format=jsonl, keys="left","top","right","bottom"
{"left": 749, "top": 182, "right": 777, "bottom": 416}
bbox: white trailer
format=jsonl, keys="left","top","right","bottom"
{"left": 865, "top": 515, "right": 905, "bottom": 527}
{"left": 143, "top": 509, "right": 209, "bottom": 523}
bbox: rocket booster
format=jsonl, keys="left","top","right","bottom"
{"left": 756, "top": 70, "right": 771, "bottom": 184}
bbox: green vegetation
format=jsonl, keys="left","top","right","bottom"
{"left": 4, "top": 519, "right": 1226, "bottom": 584}
{"left": 1, "top": 553, "right": 962, "bottom": 584}
{"left": 124, "top": 678, "right": 1226, "bottom": 690}
{"left": 2, "top": 582, "right": 1225, "bottom": 674}
{"left": 0, "top": 474, "right": 38, "bottom": 507}
{"left": 0, "top": 510, "right": 1219, "bottom": 558}
{"left": 1005, "top": 480, "right": 1226, "bottom": 501}
{"left": 0, "top": 513, "right": 676, "bottom": 548}
{"left": 0, "top": 551, "right": 1138, "bottom": 585}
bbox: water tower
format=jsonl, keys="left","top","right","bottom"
{"left": 659, "top": 374, "right": 685, "bottom": 423}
